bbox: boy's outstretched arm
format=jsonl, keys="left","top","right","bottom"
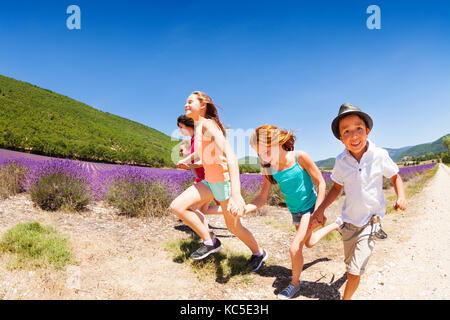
{"left": 389, "top": 174, "right": 407, "bottom": 210}
{"left": 311, "top": 182, "right": 343, "bottom": 226}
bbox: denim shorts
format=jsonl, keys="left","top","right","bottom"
{"left": 291, "top": 205, "right": 315, "bottom": 226}
{"left": 201, "top": 180, "right": 231, "bottom": 202}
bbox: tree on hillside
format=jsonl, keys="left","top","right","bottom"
{"left": 442, "top": 136, "right": 450, "bottom": 164}
{"left": 443, "top": 136, "right": 450, "bottom": 150}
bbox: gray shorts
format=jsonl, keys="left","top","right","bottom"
{"left": 291, "top": 205, "right": 315, "bottom": 226}
{"left": 341, "top": 221, "right": 377, "bottom": 276}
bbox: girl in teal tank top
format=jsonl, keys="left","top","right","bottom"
{"left": 243, "top": 124, "right": 341, "bottom": 299}
{"left": 272, "top": 151, "right": 317, "bottom": 214}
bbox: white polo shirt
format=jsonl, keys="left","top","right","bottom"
{"left": 330, "top": 140, "right": 399, "bottom": 227}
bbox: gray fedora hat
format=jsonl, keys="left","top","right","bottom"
{"left": 331, "top": 103, "right": 373, "bottom": 139}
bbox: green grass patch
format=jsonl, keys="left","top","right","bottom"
{"left": 0, "top": 222, "right": 74, "bottom": 270}
{"left": 164, "top": 238, "right": 255, "bottom": 284}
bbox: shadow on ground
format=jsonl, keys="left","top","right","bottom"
{"left": 170, "top": 237, "right": 346, "bottom": 298}
{"left": 257, "top": 257, "right": 347, "bottom": 300}
{"left": 169, "top": 237, "right": 252, "bottom": 284}
{"left": 174, "top": 223, "right": 235, "bottom": 239}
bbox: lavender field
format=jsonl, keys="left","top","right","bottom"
{"left": 0, "top": 148, "right": 437, "bottom": 216}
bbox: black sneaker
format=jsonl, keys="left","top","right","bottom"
{"left": 190, "top": 238, "right": 222, "bottom": 260}
{"left": 249, "top": 249, "right": 268, "bottom": 272}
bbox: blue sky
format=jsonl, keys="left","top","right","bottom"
{"left": 1, "top": 0, "right": 449, "bottom": 161}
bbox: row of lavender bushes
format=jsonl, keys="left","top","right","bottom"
{"left": 0, "top": 157, "right": 437, "bottom": 217}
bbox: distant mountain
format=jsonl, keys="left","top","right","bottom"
{"left": 0, "top": 75, "right": 179, "bottom": 167}
{"left": 384, "top": 146, "right": 412, "bottom": 161}
{"left": 315, "top": 134, "right": 449, "bottom": 169}
{"left": 315, "top": 157, "right": 336, "bottom": 170}
{"left": 393, "top": 135, "right": 449, "bottom": 160}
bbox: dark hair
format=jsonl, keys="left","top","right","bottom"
{"left": 177, "top": 115, "right": 194, "bottom": 129}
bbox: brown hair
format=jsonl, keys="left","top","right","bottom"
{"left": 191, "top": 91, "right": 226, "bottom": 136}
{"left": 177, "top": 114, "right": 194, "bottom": 129}
{"left": 250, "top": 124, "right": 296, "bottom": 184}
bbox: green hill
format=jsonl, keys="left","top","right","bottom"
{"left": 238, "top": 156, "right": 261, "bottom": 173}
{"left": 384, "top": 146, "right": 412, "bottom": 161}
{"left": 238, "top": 156, "right": 260, "bottom": 166}
{"left": 0, "top": 74, "right": 179, "bottom": 167}
{"left": 393, "top": 135, "right": 449, "bottom": 160}
{"left": 314, "top": 134, "right": 449, "bottom": 168}
{"left": 315, "top": 157, "right": 336, "bottom": 170}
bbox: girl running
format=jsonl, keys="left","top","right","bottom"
{"left": 244, "top": 124, "right": 340, "bottom": 299}
{"left": 169, "top": 92, "right": 267, "bottom": 272}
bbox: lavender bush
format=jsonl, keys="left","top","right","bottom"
{"left": 28, "top": 160, "right": 93, "bottom": 211}
{"left": 105, "top": 166, "right": 193, "bottom": 217}
{"left": 398, "top": 163, "right": 437, "bottom": 181}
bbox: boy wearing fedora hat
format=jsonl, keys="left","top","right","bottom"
{"left": 312, "top": 103, "right": 408, "bottom": 299}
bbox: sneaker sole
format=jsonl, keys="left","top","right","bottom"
{"left": 191, "top": 245, "right": 223, "bottom": 260}
{"left": 252, "top": 250, "right": 269, "bottom": 272}
{"left": 277, "top": 288, "right": 301, "bottom": 300}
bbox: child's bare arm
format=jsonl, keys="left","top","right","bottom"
{"left": 389, "top": 174, "right": 407, "bottom": 210}
{"left": 178, "top": 152, "right": 198, "bottom": 166}
{"left": 298, "top": 151, "right": 326, "bottom": 211}
{"left": 203, "top": 120, "right": 245, "bottom": 216}
{"left": 311, "top": 182, "right": 343, "bottom": 225}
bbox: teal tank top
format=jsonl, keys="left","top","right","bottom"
{"left": 272, "top": 152, "right": 317, "bottom": 213}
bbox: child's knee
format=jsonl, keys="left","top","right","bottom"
{"left": 289, "top": 242, "right": 304, "bottom": 255}
{"left": 226, "top": 222, "right": 239, "bottom": 235}
{"left": 305, "top": 239, "right": 314, "bottom": 249}
{"left": 169, "top": 200, "right": 183, "bottom": 216}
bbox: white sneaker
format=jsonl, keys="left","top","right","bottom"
{"left": 334, "top": 216, "right": 343, "bottom": 227}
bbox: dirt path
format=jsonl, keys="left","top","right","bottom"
{"left": 355, "top": 163, "right": 450, "bottom": 299}
{"left": 0, "top": 164, "right": 448, "bottom": 300}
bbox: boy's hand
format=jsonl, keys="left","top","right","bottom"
{"left": 309, "top": 216, "right": 326, "bottom": 230}
{"left": 311, "top": 209, "right": 326, "bottom": 228}
{"left": 394, "top": 197, "right": 408, "bottom": 211}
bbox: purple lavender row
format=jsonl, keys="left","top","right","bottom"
{"left": 0, "top": 148, "right": 437, "bottom": 202}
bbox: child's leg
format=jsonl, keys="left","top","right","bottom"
{"left": 203, "top": 204, "right": 222, "bottom": 214}
{"left": 341, "top": 222, "right": 374, "bottom": 300}
{"left": 343, "top": 273, "right": 360, "bottom": 300}
{"left": 200, "top": 201, "right": 214, "bottom": 214}
{"left": 169, "top": 183, "right": 215, "bottom": 241}
{"left": 220, "top": 200, "right": 261, "bottom": 255}
{"left": 289, "top": 214, "right": 313, "bottom": 286}
{"left": 305, "top": 222, "right": 340, "bottom": 248}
